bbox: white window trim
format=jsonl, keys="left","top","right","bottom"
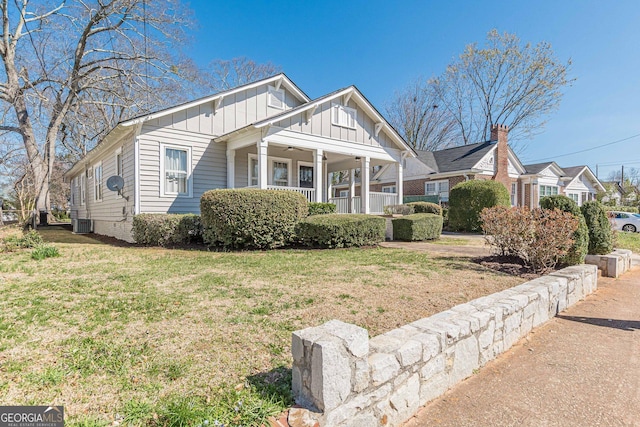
{"left": 160, "top": 143, "right": 193, "bottom": 198}
{"left": 70, "top": 177, "right": 76, "bottom": 206}
{"left": 539, "top": 185, "right": 559, "bottom": 197}
{"left": 331, "top": 102, "right": 357, "bottom": 129}
{"left": 247, "top": 153, "right": 292, "bottom": 187}
{"left": 267, "top": 85, "right": 285, "bottom": 110}
{"left": 382, "top": 185, "right": 397, "bottom": 194}
{"left": 511, "top": 182, "right": 518, "bottom": 206}
{"left": 248, "top": 154, "right": 258, "bottom": 187}
{"left": 297, "top": 161, "right": 314, "bottom": 188}
{"left": 115, "top": 147, "right": 123, "bottom": 198}
{"left": 425, "top": 180, "right": 449, "bottom": 201}
{"left": 339, "top": 190, "right": 349, "bottom": 198}
{"left": 80, "top": 174, "right": 86, "bottom": 206}
{"left": 93, "top": 162, "right": 103, "bottom": 202}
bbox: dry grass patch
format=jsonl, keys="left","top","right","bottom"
{"left": 0, "top": 227, "right": 522, "bottom": 426}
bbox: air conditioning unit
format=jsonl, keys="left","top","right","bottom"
{"left": 73, "top": 219, "right": 93, "bottom": 234}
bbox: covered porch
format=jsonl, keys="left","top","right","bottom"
{"left": 223, "top": 129, "right": 407, "bottom": 214}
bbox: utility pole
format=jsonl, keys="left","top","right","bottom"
{"left": 621, "top": 165, "right": 625, "bottom": 184}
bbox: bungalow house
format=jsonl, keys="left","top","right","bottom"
{"left": 64, "top": 74, "right": 415, "bottom": 242}
{"left": 360, "top": 125, "right": 605, "bottom": 208}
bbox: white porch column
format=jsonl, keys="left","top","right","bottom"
{"left": 361, "top": 157, "right": 370, "bottom": 214}
{"left": 314, "top": 149, "right": 323, "bottom": 203}
{"left": 349, "top": 168, "right": 356, "bottom": 213}
{"left": 396, "top": 158, "right": 404, "bottom": 205}
{"left": 226, "top": 149, "right": 235, "bottom": 188}
{"left": 327, "top": 171, "right": 332, "bottom": 203}
{"left": 258, "top": 140, "right": 268, "bottom": 189}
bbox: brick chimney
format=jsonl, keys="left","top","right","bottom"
{"left": 491, "top": 124, "right": 511, "bottom": 194}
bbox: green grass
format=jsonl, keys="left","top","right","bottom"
{"left": 615, "top": 231, "right": 640, "bottom": 253}
{"left": 0, "top": 227, "right": 521, "bottom": 426}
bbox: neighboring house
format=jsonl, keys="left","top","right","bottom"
{"left": 362, "top": 124, "right": 605, "bottom": 208}
{"left": 601, "top": 181, "right": 626, "bottom": 205}
{"left": 64, "top": 74, "right": 416, "bottom": 242}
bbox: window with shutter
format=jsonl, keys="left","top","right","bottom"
{"left": 331, "top": 103, "right": 357, "bottom": 129}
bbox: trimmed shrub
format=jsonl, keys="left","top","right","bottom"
{"left": 392, "top": 213, "right": 443, "bottom": 241}
{"left": 201, "top": 189, "right": 308, "bottom": 249}
{"left": 581, "top": 201, "right": 614, "bottom": 255}
{"left": 308, "top": 202, "right": 337, "bottom": 216}
{"left": 403, "top": 195, "right": 439, "bottom": 204}
{"left": 540, "top": 195, "right": 588, "bottom": 265}
{"left": 405, "top": 201, "right": 442, "bottom": 215}
{"left": 132, "top": 214, "right": 202, "bottom": 246}
{"left": 383, "top": 204, "right": 414, "bottom": 215}
{"left": 296, "top": 214, "right": 386, "bottom": 248}
{"left": 481, "top": 206, "right": 579, "bottom": 273}
{"left": 448, "top": 180, "right": 511, "bottom": 232}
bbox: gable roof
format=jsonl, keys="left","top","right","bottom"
{"left": 561, "top": 165, "right": 605, "bottom": 192}
{"left": 561, "top": 166, "right": 586, "bottom": 179}
{"left": 523, "top": 162, "right": 559, "bottom": 175}
{"left": 430, "top": 141, "right": 494, "bottom": 173}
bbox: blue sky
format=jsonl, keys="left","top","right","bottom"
{"left": 186, "top": 0, "right": 640, "bottom": 180}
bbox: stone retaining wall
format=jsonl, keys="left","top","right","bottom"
{"left": 291, "top": 264, "right": 598, "bottom": 427}
{"left": 585, "top": 249, "right": 632, "bottom": 278}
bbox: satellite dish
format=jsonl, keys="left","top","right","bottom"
{"left": 106, "top": 175, "right": 125, "bottom": 192}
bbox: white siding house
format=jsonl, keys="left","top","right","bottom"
{"left": 65, "top": 74, "right": 415, "bottom": 242}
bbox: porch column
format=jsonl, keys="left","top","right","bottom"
{"left": 258, "top": 140, "right": 268, "bottom": 189}
{"left": 327, "top": 171, "right": 332, "bottom": 203}
{"left": 361, "top": 157, "right": 370, "bottom": 214}
{"left": 314, "top": 149, "right": 323, "bottom": 202}
{"left": 349, "top": 168, "right": 356, "bottom": 213}
{"left": 226, "top": 149, "right": 235, "bottom": 188}
{"left": 396, "top": 158, "right": 404, "bottom": 205}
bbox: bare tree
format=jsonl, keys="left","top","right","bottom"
{"left": 433, "top": 30, "right": 573, "bottom": 148}
{"left": 386, "top": 78, "right": 459, "bottom": 151}
{"left": 0, "top": 0, "right": 195, "bottom": 212}
{"left": 208, "top": 56, "right": 281, "bottom": 92}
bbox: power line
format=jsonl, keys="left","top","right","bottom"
{"left": 522, "top": 132, "right": 640, "bottom": 163}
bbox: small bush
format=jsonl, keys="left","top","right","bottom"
{"left": 383, "top": 204, "right": 414, "bottom": 215}
{"left": 481, "top": 206, "right": 579, "bottom": 273}
{"left": 405, "top": 202, "right": 442, "bottom": 215}
{"left": 581, "top": 201, "right": 614, "bottom": 255}
{"left": 540, "top": 195, "right": 588, "bottom": 265}
{"left": 448, "top": 180, "right": 511, "bottom": 232}
{"left": 392, "top": 213, "right": 443, "bottom": 241}
{"left": 201, "top": 189, "right": 308, "bottom": 249}
{"left": 296, "top": 214, "right": 386, "bottom": 248}
{"left": 31, "top": 244, "right": 60, "bottom": 260}
{"left": 2, "top": 229, "right": 44, "bottom": 252}
{"left": 132, "top": 214, "right": 202, "bottom": 246}
{"left": 308, "top": 202, "right": 337, "bottom": 216}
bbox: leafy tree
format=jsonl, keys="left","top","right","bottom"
{"left": 207, "top": 56, "right": 281, "bottom": 92}
{"left": 433, "top": 30, "right": 573, "bottom": 149}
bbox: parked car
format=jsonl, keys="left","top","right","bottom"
{"left": 608, "top": 211, "right": 640, "bottom": 233}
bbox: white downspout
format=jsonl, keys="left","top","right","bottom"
{"left": 133, "top": 123, "right": 142, "bottom": 215}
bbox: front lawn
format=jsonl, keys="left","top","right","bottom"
{"left": 615, "top": 231, "right": 640, "bottom": 253}
{"left": 0, "top": 227, "right": 521, "bottom": 426}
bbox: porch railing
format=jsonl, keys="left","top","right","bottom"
{"left": 266, "top": 185, "right": 316, "bottom": 202}
{"left": 328, "top": 192, "right": 396, "bottom": 214}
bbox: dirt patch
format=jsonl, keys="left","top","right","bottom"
{"left": 474, "top": 255, "right": 545, "bottom": 280}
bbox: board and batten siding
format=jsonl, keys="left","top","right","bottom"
{"left": 272, "top": 99, "right": 396, "bottom": 149}
{"left": 138, "top": 125, "right": 227, "bottom": 214}
{"left": 144, "top": 85, "right": 303, "bottom": 137}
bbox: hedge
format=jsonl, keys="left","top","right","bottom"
{"left": 405, "top": 201, "right": 442, "bottom": 215}
{"left": 200, "top": 189, "right": 308, "bottom": 249}
{"left": 581, "top": 201, "right": 614, "bottom": 255}
{"left": 132, "top": 214, "right": 202, "bottom": 246}
{"left": 383, "top": 204, "right": 414, "bottom": 215}
{"left": 604, "top": 205, "right": 639, "bottom": 213}
{"left": 448, "top": 180, "right": 511, "bottom": 232}
{"left": 392, "top": 213, "right": 443, "bottom": 241}
{"left": 308, "top": 202, "right": 337, "bottom": 216}
{"left": 295, "top": 214, "right": 386, "bottom": 248}
{"left": 540, "top": 195, "right": 588, "bottom": 265}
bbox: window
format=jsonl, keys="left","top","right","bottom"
{"left": 70, "top": 178, "right": 76, "bottom": 206}
{"left": 115, "top": 148, "right": 124, "bottom": 197}
{"left": 425, "top": 180, "right": 449, "bottom": 202}
{"left": 331, "top": 103, "right": 357, "bottom": 129}
{"left": 161, "top": 145, "right": 191, "bottom": 197}
{"left": 80, "top": 174, "right": 86, "bottom": 206}
{"left": 272, "top": 160, "right": 289, "bottom": 187}
{"left": 568, "top": 193, "right": 579, "bottom": 203}
{"left": 249, "top": 156, "right": 259, "bottom": 186}
{"left": 339, "top": 190, "right": 349, "bottom": 197}
{"left": 511, "top": 182, "right": 517, "bottom": 206}
{"left": 268, "top": 85, "right": 285, "bottom": 109}
{"left": 539, "top": 185, "right": 558, "bottom": 197}
{"left": 93, "top": 163, "right": 103, "bottom": 202}
{"left": 298, "top": 163, "right": 314, "bottom": 188}
{"left": 382, "top": 185, "right": 396, "bottom": 194}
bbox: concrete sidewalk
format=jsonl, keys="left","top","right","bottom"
{"left": 404, "top": 264, "right": 640, "bottom": 427}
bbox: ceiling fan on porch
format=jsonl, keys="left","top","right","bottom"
{"left": 282, "top": 146, "right": 305, "bottom": 152}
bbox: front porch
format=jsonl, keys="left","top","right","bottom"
{"left": 224, "top": 129, "right": 406, "bottom": 215}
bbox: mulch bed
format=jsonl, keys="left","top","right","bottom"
{"left": 474, "top": 255, "right": 548, "bottom": 280}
